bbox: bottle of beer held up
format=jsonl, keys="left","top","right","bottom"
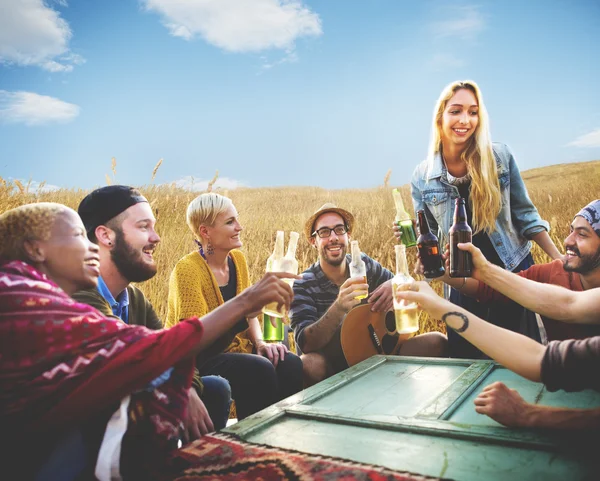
{"left": 263, "top": 230, "right": 286, "bottom": 342}
{"left": 349, "top": 240, "right": 368, "bottom": 300}
{"left": 392, "top": 244, "right": 419, "bottom": 334}
{"left": 392, "top": 188, "right": 417, "bottom": 247}
{"left": 449, "top": 197, "right": 473, "bottom": 278}
{"left": 416, "top": 210, "right": 445, "bottom": 279}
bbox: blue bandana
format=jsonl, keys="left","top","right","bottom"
{"left": 575, "top": 199, "right": 600, "bottom": 237}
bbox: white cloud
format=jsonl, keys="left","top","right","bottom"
{"left": 7, "top": 178, "right": 61, "bottom": 193}
{"left": 0, "top": 0, "right": 84, "bottom": 72}
{"left": 170, "top": 175, "right": 247, "bottom": 191}
{"left": 567, "top": 129, "right": 600, "bottom": 148}
{"left": 432, "top": 6, "right": 486, "bottom": 40}
{"left": 142, "top": 0, "right": 322, "bottom": 53}
{"left": 0, "top": 90, "right": 80, "bottom": 126}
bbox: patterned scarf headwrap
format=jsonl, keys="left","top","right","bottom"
{"left": 575, "top": 199, "right": 600, "bottom": 237}
{"left": 0, "top": 260, "right": 205, "bottom": 478}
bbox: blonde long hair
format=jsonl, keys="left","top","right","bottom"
{"left": 427, "top": 80, "right": 501, "bottom": 234}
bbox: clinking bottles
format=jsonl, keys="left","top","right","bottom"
{"left": 393, "top": 188, "right": 417, "bottom": 247}
{"left": 391, "top": 244, "right": 419, "bottom": 334}
{"left": 349, "top": 240, "right": 367, "bottom": 300}
{"left": 449, "top": 197, "right": 473, "bottom": 278}
{"left": 263, "top": 231, "right": 299, "bottom": 342}
{"left": 416, "top": 210, "right": 445, "bottom": 279}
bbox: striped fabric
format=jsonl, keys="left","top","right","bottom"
{"left": 290, "top": 253, "right": 393, "bottom": 371}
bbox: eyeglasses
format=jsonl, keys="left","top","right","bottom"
{"left": 312, "top": 224, "right": 348, "bottom": 238}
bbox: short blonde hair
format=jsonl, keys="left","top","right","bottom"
{"left": 186, "top": 193, "right": 234, "bottom": 240}
{"left": 427, "top": 80, "right": 501, "bottom": 234}
{"left": 0, "top": 202, "right": 67, "bottom": 262}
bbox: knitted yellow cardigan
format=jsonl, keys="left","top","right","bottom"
{"left": 166, "top": 249, "right": 253, "bottom": 354}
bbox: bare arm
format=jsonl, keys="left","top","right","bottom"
{"left": 301, "top": 302, "right": 347, "bottom": 353}
{"left": 474, "top": 382, "right": 600, "bottom": 430}
{"left": 183, "top": 272, "right": 298, "bottom": 359}
{"left": 460, "top": 243, "right": 600, "bottom": 324}
{"left": 530, "top": 230, "right": 564, "bottom": 261}
{"left": 395, "top": 281, "right": 546, "bottom": 382}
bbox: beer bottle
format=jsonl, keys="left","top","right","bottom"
{"left": 393, "top": 188, "right": 417, "bottom": 247}
{"left": 449, "top": 197, "right": 473, "bottom": 278}
{"left": 392, "top": 244, "right": 419, "bottom": 334}
{"left": 263, "top": 230, "right": 285, "bottom": 342}
{"left": 416, "top": 210, "right": 445, "bottom": 279}
{"left": 349, "top": 240, "right": 368, "bottom": 300}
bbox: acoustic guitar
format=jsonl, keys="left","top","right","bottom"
{"left": 340, "top": 304, "right": 415, "bottom": 367}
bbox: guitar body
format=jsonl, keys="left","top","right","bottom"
{"left": 341, "top": 304, "right": 415, "bottom": 367}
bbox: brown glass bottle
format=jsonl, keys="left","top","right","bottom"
{"left": 449, "top": 197, "right": 473, "bottom": 277}
{"left": 416, "top": 210, "right": 445, "bottom": 278}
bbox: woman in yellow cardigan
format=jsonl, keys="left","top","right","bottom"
{"left": 167, "top": 193, "right": 303, "bottom": 420}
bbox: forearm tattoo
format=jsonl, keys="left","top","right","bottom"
{"left": 441, "top": 311, "right": 469, "bottom": 333}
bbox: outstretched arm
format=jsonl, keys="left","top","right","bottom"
{"left": 395, "top": 281, "right": 546, "bottom": 382}
{"left": 459, "top": 243, "right": 600, "bottom": 324}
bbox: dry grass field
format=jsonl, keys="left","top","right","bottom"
{"left": 1, "top": 160, "right": 599, "bottom": 337}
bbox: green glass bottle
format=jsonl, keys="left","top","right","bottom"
{"left": 392, "top": 188, "right": 417, "bottom": 247}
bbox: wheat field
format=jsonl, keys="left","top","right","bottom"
{"left": 1, "top": 160, "right": 599, "bottom": 336}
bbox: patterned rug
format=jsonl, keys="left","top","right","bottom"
{"left": 168, "top": 433, "right": 448, "bottom": 481}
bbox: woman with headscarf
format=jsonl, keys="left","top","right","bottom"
{"left": 0, "top": 202, "right": 295, "bottom": 480}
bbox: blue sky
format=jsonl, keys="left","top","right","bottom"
{"left": 1, "top": 0, "right": 599, "bottom": 191}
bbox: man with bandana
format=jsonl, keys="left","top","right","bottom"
{"left": 440, "top": 199, "right": 600, "bottom": 343}
{"left": 74, "top": 186, "right": 232, "bottom": 442}
{"left": 399, "top": 199, "right": 600, "bottom": 429}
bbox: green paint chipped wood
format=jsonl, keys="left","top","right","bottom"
{"left": 223, "top": 356, "right": 600, "bottom": 480}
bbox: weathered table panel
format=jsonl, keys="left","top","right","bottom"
{"left": 224, "top": 356, "right": 600, "bottom": 480}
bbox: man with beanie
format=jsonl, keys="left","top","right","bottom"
{"left": 73, "top": 185, "right": 232, "bottom": 441}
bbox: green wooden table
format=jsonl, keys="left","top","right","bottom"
{"left": 224, "top": 356, "right": 600, "bottom": 480}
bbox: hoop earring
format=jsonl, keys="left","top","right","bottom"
{"left": 206, "top": 240, "right": 214, "bottom": 256}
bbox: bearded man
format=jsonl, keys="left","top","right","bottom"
{"left": 73, "top": 186, "right": 231, "bottom": 442}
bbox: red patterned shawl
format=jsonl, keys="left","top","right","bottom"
{"left": 0, "top": 260, "right": 204, "bottom": 475}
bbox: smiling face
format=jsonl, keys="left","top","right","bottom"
{"left": 563, "top": 216, "right": 600, "bottom": 274}
{"left": 203, "top": 204, "right": 243, "bottom": 252}
{"left": 440, "top": 88, "right": 479, "bottom": 150}
{"left": 311, "top": 212, "right": 349, "bottom": 267}
{"left": 37, "top": 208, "right": 101, "bottom": 295}
{"left": 110, "top": 202, "right": 160, "bottom": 282}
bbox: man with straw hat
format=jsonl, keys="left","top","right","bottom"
{"left": 290, "top": 203, "right": 448, "bottom": 386}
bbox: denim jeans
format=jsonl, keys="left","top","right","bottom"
{"left": 199, "top": 352, "right": 303, "bottom": 420}
{"left": 200, "top": 375, "right": 232, "bottom": 431}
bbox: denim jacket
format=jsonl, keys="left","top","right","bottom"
{"left": 411, "top": 142, "right": 549, "bottom": 271}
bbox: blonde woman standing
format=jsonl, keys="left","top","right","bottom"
{"left": 405, "top": 80, "right": 563, "bottom": 358}
{"left": 167, "top": 193, "right": 303, "bottom": 420}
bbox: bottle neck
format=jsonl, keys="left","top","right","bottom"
{"left": 417, "top": 211, "right": 430, "bottom": 236}
{"left": 351, "top": 241, "right": 361, "bottom": 262}
{"left": 286, "top": 232, "right": 299, "bottom": 259}
{"left": 394, "top": 245, "right": 409, "bottom": 276}
{"left": 453, "top": 200, "right": 468, "bottom": 224}
{"left": 273, "top": 231, "right": 284, "bottom": 258}
{"left": 393, "top": 190, "right": 410, "bottom": 220}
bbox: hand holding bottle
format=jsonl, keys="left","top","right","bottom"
{"left": 242, "top": 271, "right": 302, "bottom": 319}
{"left": 335, "top": 276, "right": 369, "bottom": 313}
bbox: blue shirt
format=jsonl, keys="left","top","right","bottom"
{"left": 96, "top": 276, "right": 130, "bottom": 324}
{"left": 95, "top": 276, "right": 172, "bottom": 389}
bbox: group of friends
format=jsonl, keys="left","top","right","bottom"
{"left": 1, "top": 79, "right": 599, "bottom": 479}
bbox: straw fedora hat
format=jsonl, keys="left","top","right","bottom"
{"left": 304, "top": 203, "right": 355, "bottom": 240}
